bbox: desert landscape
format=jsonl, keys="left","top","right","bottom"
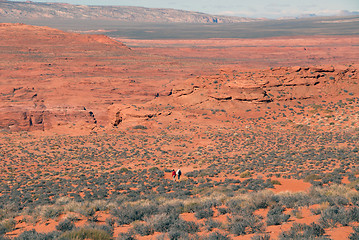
{"left": 0, "top": 1, "right": 359, "bottom": 239}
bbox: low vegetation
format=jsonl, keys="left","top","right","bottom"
{"left": 0, "top": 69, "right": 358, "bottom": 239}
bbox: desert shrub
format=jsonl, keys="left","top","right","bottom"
{"left": 218, "top": 207, "right": 228, "bottom": 215}
{"left": 64, "top": 213, "right": 80, "bottom": 223}
{"left": 171, "top": 219, "right": 199, "bottom": 234}
{"left": 349, "top": 226, "right": 359, "bottom": 240}
{"left": 195, "top": 208, "right": 214, "bottom": 219}
{"left": 159, "top": 202, "right": 183, "bottom": 216}
{"left": 279, "top": 192, "right": 309, "bottom": 208}
{"left": 149, "top": 167, "right": 165, "bottom": 178}
{"left": 312, "top": 181, "right": 323, "bottom": 187}
{"left": 240, "top": 170, "right": 252, "bottom": 178}
{"left": 319, "top": 205, "right": 352, "bottom": 227}
{"left": 304, "top": 174, "right": 321, "bottom": 182}
{"left": 350, "top": 207, "right": 359, "bottom": 222}
{"left": 39, "top": 205, "right": 63, "bottom": 219}
{"left": 206, "top": 231, "right": 230, "bottom": 240}
{"left": 113, "top": 202, "right": 158, "bottom": 225}
{"left": 266, "top": 205, "right": 290, "bottom": 226}
{"left": 327, "top": 195, "right": 349, "bottom": 206}
{"left": 87, "top": 214, "right": 98, "bottom": 223}
{"left": 59, "top": 227, "right": 112, "bottom": 240}
{"left": 271, "top": 180, "right": 281, "bottom": 185}
{"left": 279, "top": 223, "right": 327, "bottom": 240}
{"left": 89, "top": 200, "right": 113, "bottom": 212}
{"left": 248, "top": 190, "right": 277, "bottom": 210}
{"left": 311, "top": 207, "right": 322, "bottom": 215}
{"left": 0, "top": 219, "right": 15, "bottom": 234}
{"left": 15, "top": 230, "right": 61, "bottom": 240}
{"left": 228, "top": 214, "right": 263, "bottom": 236}
{"left": 150, "top": 213, "right": 178, "bottom": 232}
{"left": 0, "top": 225, "right": 5, "bottom": 235}
{"left": 85, "top": 223, "right": 114, "bottom": 236}
{"left": 55, "top": 197, "right": 72, "bottom": 206}
{"left": 133, "top": 125, "right": 147, "bottom": 130}
{"left": 106, "top": 217, "right": 116, "bottom": 228}
{"left": 116, "top": 230, "right": 136, "bottom": 240}
{"left": 185, "top": 170, "right": 200, "bottom": 178}
{"left": 167, "top": 230, "right": 189, "bottom": 240}
{"left": 204, "top": 218, "right": 221, "bottom": 231}
{"left": 132, "top": 222, "right": 154, "bottom": 236}
{"left": 251, "top": 234, "right": 271, "bottom": 240}
{"left": 241, "top": 178, "right": 273, "bottom": 191}
{"left": 226, "top": 198, "right": 244, "bottom": 214}
{"left": 350, "top": 194, "right": 359, "bottom": 206}
{"left": 118, "top": 168, "right": 131, "bottom": 174}
{"left": 228, "top": 218, "right": 247, "bottom": 236}
{"left": 56, "top": 218, "right": 75, "bottom": 232}
{"left": 183, "top": 198, "right": 218, "bottom": 213}
{"left": 183, "top": 202, "right": 200, "bottom": 213}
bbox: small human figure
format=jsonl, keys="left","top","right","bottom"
{"left": 176, "top": 169, "right": 182, "bottom": 181}
{"left": 172, "top": 169, "right": 176, "bottom": 181}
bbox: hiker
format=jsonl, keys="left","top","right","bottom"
{"left": 176, "top": 169, "right": 182, "bottom": 180}
{"left": 172, "top": 169, "right": 176, "bottom": 181}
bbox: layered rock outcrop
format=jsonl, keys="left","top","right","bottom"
{"left": 108, "top": 65, "right": 358, "bottom": 126}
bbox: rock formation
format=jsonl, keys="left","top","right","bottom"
{"left": 0, "top": 0, "right": 256, "bottom": 23}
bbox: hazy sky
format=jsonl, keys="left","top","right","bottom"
{"left": 10, "top": 0, "right": 359, "bottom": 18}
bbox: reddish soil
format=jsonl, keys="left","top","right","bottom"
{"left": 271, "top": 178, "right": 311, "bottom": 193}
{"left": 119, "top": 36, "right": 359, "bottom": 68}
{"left": 0, "top": 23, "right": 358, "bottom": 240}
{"left": 1, "top": 23, "right": 358, "bottom": 134}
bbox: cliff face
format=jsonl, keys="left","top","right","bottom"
{"left": 0, "top": 0, "right": 255, "bottom": 23}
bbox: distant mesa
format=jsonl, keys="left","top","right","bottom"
{"left": 0, "top": 0, "right": 257, "bottom": 23}
{"left": 0, "top": 23, "right": 129, "bottom": 48}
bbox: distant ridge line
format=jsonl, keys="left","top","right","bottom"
{"left": 0, "top": 0, "right": 260, "bottom": 23}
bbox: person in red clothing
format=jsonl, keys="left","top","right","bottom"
{"left": 172, "top": 169, "right": 176, "bottom": 181}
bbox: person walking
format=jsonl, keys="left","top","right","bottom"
{"left": 172, "top": 169, "right": 176, "bottom": 181}
{"left": 176, "top": 169, "right": 182, "bottom": 181}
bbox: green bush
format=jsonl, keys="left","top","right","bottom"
{"left": 150, "top": 213, "right": 177, "bottom": 232}
{"left": 133, "top": 125, "right": 147, "bottom": 130}
{"left": 267, "top": 205, "right": 290, "bottom": 226}
{"left": 204, "top": 219, "right": 221, "bottom": 231}
{"left": 207, "top": 231, "right": 230, "bottom": 240}
{"left": 240, "top": 170, "right": 252, "bottom": 178}
{"left": 319, "top": 206, "right": 351, "bottom": 227}
{"left": 228, "top": 214, "right": 263, "bottom": 236}
{"left": 0, "top": 219, "right": 16, "bottom": 234}
{"left": 112, "top": 203, "right": 158, "bottom": 225}
{"left": 271, "top": 180, "right": 282, "bottom": 185}
{"left": 40, "top": 205, "right": 63, "bottom": 219}
{"left": 349, "top": 226, "right": 359, "bottom": 240}
{"left": 251, "top": 234, "right": 270, "bottom": 240}
{"left": 171, "top": 219, "right": 199, "bottom": 234}
{"left": 116, "top": 231, "right": 136, "bottom": 240}
{"left": 132, "top": 222, "right": 154, "bottom": 236}
{"left": 59, "top": 228, "right": 112, "bottom": 240}
{"left": 16, "top": 230, "right": 61, "bottom": 240}
{"left": 56, "top": 219, "right": 75, "bottom": 232}
{"left": 279, "top": 223, "right": 326, "bottom": 240}
{"left": 195, "top": 208, "right": 214, "bottom": 219}
{"left": 304, "top": 174, "right": 321, "bottom": 182}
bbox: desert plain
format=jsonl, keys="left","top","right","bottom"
{"left": 0, "top": 20, "right": 358, "bottom": 240}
